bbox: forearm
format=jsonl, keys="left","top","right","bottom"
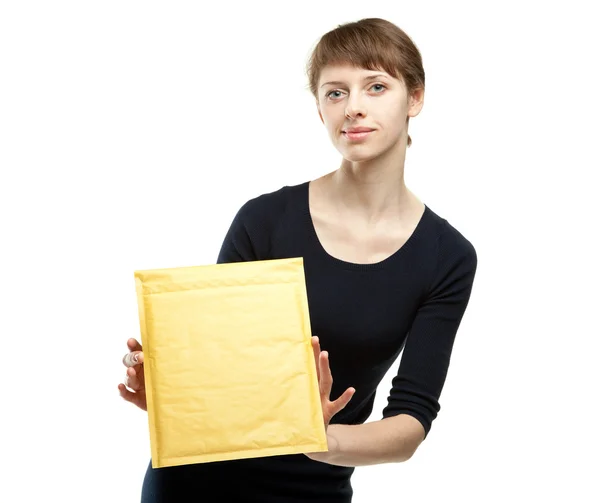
{"left": 319, "top": 415, "right": 422, "bottom": 467}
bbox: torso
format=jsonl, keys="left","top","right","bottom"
{"left": 308, "top": 175, "right": 426, "bottom": 265}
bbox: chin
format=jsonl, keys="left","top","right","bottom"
{"left": 337, "top": 148, "right": 381, "bottom": 163}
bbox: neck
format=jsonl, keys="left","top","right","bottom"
{"left": 330, "top": 139, "right": 415, "bottom": 223}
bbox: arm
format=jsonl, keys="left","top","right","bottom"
{"left": 308, "top": 227, "right": 478, "bottom": 467}
{"left": 311, "top": 414, "right": 425, "bottom": 467}
{"left": 381, "top": 229, "right": 478, "bottom": 440}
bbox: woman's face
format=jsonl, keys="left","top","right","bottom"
{"left": 316, "top": 64, "right": 423, "bottom": 161}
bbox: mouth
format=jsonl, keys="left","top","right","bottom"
{"left": 342, "top": 130, "right": 375, "bottom": 141}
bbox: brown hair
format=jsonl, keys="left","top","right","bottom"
{"left": 305, "top": 18, "right": 425, "bottom": 147}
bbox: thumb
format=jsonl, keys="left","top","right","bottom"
{"left": 123, "top": 351, "right": 144, "bottom": 367}
{"left": 334, "top": 387, "right": 355, "bottom": 414}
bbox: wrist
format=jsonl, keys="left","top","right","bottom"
{"left": 326, "top": 425, "right": 341, "bottom": 455}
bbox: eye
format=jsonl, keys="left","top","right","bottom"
{"left": 325, "top": 83, "right": 387, "bottom": 100}
{"left": 326, "top": 90, "right": 343, "bottom": 99}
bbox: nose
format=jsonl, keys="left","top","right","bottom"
{"left": 345, "top": 94, "right": 367, "bottom": 120}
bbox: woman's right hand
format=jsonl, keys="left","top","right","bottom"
{"left": 118, "top": 338, "right": 147, "bottom": 411}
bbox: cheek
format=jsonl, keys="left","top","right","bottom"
{"left": 380, "top": 114, "right": 408, "bottom": 140}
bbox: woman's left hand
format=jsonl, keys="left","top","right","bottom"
{"left": 305, "top": 336, "right": 355, "bottom": 461}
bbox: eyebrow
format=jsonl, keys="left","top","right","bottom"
{"left": 320, "top": 74, "right": 389, "bottom": 88}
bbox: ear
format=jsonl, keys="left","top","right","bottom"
{"left": 407, "top": 88, "right": 425, "bottom": 118}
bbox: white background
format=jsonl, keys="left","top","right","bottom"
{"left": 1, "top": 1, "right": 599, "bottom": 501}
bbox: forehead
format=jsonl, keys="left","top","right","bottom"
{"left": 318, "top": 64, "right": 395, "bottom": 86}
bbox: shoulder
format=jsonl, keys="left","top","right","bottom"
{"left": 218, "top": 182, "right": 307, "bottom": 262}
{"left": 425, "top": 206, "right": 477, "bottom": 264}
{"left": 232, "top": 182, "right": 306, "bottom": 238}
{"left": 424, "top": 207, "right": 478, "bottom": 291}
{"left": 439, "top": 219, "right": 477, "bottom": 266}
{"left": 235, "top": 183, "right": 297, "bottom": 223}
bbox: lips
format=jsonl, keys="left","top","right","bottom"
{"left": 343, "top": 127, "right": 375, "bottom": 133}
{"left": 342, "top": 129, "right": 374, "bottom": 141}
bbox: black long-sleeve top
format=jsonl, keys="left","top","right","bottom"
{"left": 141, "top": 180, "right": 478, "bottom": 503}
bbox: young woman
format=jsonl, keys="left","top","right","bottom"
{"left": 119, "top": 17, "right": 478, "bottom": 502}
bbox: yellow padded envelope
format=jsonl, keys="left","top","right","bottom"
{"left": 134, "top": 257, "right": 328, "bottom": 469}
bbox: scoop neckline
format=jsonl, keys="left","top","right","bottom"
{"left": 298, "top": 180, "right": 430, "bottom": 271}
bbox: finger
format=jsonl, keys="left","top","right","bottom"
{"left": 118, "top": 383, "right": 145, "bottom": 409}
{"left": 312, "top": 336, "right": 320, "bottom": 381}
{"left": 127, "top": 338, "right": 143, "bottom": 352}
{"left": 123, "top": 351, "right": 144, "bottom": 368}
{"left": 127, "top": 366, "right": 145, "bottom": 391}
{"left": 319, "top": 351, "right": 333, "bottom": 397}
{"left": 332, "top": 387, "right": 355, "bottom": 414}
{"left": 118, "top": 383, "right": 136, "bottom": 402}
